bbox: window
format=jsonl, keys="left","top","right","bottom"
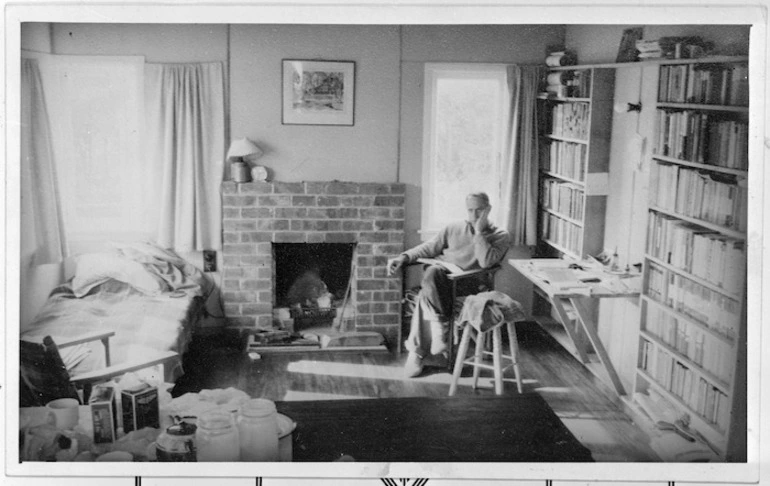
{"left": 422, "top": 63, "right": 509, "bottom": 235}
{"left": 35, "top": 54, "right": 160, "bottom": 254}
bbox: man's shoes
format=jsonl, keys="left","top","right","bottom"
{"left": 429, "top": 320, "right": 448, "bottom": 355}
{"left": 404, "top": 352, "right": 424, "bottom": 378}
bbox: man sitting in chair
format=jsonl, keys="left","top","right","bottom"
{"left": 387, "top": 192, "right": 510, "bottom": 378}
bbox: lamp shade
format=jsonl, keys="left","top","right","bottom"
{"left": 226, "top": 138, "right": 263, "bottom": 162}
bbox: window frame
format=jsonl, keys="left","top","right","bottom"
{"left": 421, "top": 63, "right": 509, "bottom": 239}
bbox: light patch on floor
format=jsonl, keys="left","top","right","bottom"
{"left": 286, "top": 359, "right": 537, "bottom": 392}
{"left": 533, "top": 386, "right": 573, "bottom": 394}
{"left": 282, "top": 390, "right": 373, "bottom": 401}
{"left": 560, "top": 417, "right": 617, "bottom": 446}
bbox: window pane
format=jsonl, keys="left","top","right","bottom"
{"left": 424, "top": 65, "right": 507, "bottom": 233}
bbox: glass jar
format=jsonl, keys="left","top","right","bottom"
{"left": 237, "top": 398, "right": 279, "bottom": 461}
{"left": 156, "top": 422, "right": 197, "bottom": 462}
{"left": 195, "top": 411, "right": 240, "bottom": 462}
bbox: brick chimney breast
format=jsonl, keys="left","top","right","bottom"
{"left": 221, "top": 181, "right": 406, "bottom": 348}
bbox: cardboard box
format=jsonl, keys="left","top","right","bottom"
{"left": 121, "top": 383, "right": 159, "bottom": 433}
{"left": 89, "top": 385, "right": 117, "bottom": 444}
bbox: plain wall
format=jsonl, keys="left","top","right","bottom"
{"left": 228, "top": 24, "right": 401, "bottom": 183}
{"left": 565, "top": 24, "right": 751, "bottom": 64}
{"left": 50, "top": 23, "right": 229, "bottom": 63}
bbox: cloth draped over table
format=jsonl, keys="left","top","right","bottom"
{"left": 144, "top": 62, "right": 226, "bottom": 252}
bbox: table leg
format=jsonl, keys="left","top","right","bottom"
{"left": 550, "top": 297, "right": 591, "bottom": 363}
{"left": 570, "top": 297, "right": 626, "bottom": 396}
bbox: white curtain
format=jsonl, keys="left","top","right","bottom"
{"left": 20, "top": 58, "right": 67, "bottom": 264}
{"left": 145, "top": 62, "right": 225, "bottom": 252}
{"left": 34, "top": 54, "right": 152, "bottom": 254}
{"left": 500, "top": 65, "right": 544, "bottom": 246}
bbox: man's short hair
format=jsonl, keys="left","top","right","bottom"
{"left": 466, "top": 192, "right": 490, "bottom": 207}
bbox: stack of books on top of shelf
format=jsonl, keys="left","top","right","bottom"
{"left": 636, "top": 36, "right": 711, "bottom": 60}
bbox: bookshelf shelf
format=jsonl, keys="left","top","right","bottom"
{"left": 634, "top": 57, "right": 748, "bottom": 461}
{"left": 537, "top": 67, "right": 613, "bottom": 260}
{"left": 648, "top": 206, "right": 747, "bottom": 240}
{"left": 547, "top": 134, "right": 588, "bottom": 144}
{"left": 546, "top": 55, "right": 749, "bottom": 72}
{"left": 544, "top": 208, "right": 583, "bottom": 227}
{"left": 543, "top": 239, "right": 580, "bottom": 260}
{"left": 655, "top": 102, "right": 748, "bottom": 113}
{"left": 542, "top": 170, "right": 585, "bottom": 186}
{"left": 641, "top": 295, "right": 736, "bottom": 348}
{"left": 651, "top": 155, "right": 748, "bottom": 177}
{"left": 639, "top": 329, "right": 732, "bottom": 394}
{"left": 644, "top": 254, "right": 743, "bottom": 300}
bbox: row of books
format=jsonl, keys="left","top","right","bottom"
{"left": 541, "top": 211, "right": 581, "bottom": 255}
{"left": 640, "top": 339, "right": 731, "bottom": 431}
{"left": 654, "top": 109, "right": 749, "bottom": 170}
{"left": 644, "top": 304, "right": 735, "bottom": 382}
{"left": 646, "top": 261, "right": 741, "bottom": 341}
{"left": 658, "top": 63, "right": 749, "bottom": 106}
{"left": 551, "top": 102, "right": 590, "bottom": 140}
{"left": 547, "top": 140, "right": 587, "bottom": 181}
{"left": 651, "top": 163, "right": 748, "bottom": 232}
{"left": 646, "top": 212, "right": 746, "bottom": 292}
{"left": 541, "top": 179, "right": 585, "bottom": 220}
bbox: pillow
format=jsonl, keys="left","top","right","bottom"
{"left": 71, "top": 252, "right": 169, "bottom": 297}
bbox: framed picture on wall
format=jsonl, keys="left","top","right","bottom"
{"left": 282, "top": 59, "right": 356, "bottom": 126}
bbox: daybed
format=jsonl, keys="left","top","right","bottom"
{"left": 20, "top": 242, "right": 215, "bottom": 383}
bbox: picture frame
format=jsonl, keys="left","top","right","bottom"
{"left": 282, "top": 59, "right": 356, "bottom": 126}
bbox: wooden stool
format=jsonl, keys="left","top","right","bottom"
{"left": 448, "top": 320, "right": 523, "bottom": 396}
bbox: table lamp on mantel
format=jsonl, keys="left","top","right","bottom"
{"left": 226, "top": 137, "right": 264, "bottom": 182}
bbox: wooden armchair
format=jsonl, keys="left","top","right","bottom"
{"left": 20, "top": 331, "right": 179, "bottom": 406}
{"left": 409, "top": 260, "right": 501, "bottom": 369}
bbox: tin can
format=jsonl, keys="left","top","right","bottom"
{"left": 156, "top": 422, "right": 197, "bottom": 462}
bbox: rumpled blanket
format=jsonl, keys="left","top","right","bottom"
{"left": 457, "top": 291, "right": 526, "bottom": 333}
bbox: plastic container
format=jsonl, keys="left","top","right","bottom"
{"left": 195, "top": 411, "right": 240, "bottom": 462}
{"left": 237, "top": 398, "right": 279, "bottom": 461}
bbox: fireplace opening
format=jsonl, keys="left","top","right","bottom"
{"left": 273, "top": 243, "right": 356, "bottom": 331}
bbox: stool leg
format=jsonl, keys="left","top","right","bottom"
{"left": 492, "top": 326, "right": 503, "bottom": 395}
{"left": 472, "top": 328, "right": 485, "bottom": 389}
{"left": 449, "top": 324, "right": 473, "bottom": 396}
{"left": 506, "top": 321, "right": 523, "bottom": 393}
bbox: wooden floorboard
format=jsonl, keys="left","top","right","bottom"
{"left": 175, "top": 322, "right": 660, "bottom": 462}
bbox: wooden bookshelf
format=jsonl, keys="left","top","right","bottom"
{"left": 537, "top": 66, "right": 614, "bottom": 259}
{"left": 634, "top": 58, "right": 748, "bottom": 461}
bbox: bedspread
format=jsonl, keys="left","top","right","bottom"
{"left": 20, "top": 243, "right": 212, "bottom": 375}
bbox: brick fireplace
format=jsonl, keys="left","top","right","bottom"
{"left": 220, "top": 180, "right": 406, "bottom": 348}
